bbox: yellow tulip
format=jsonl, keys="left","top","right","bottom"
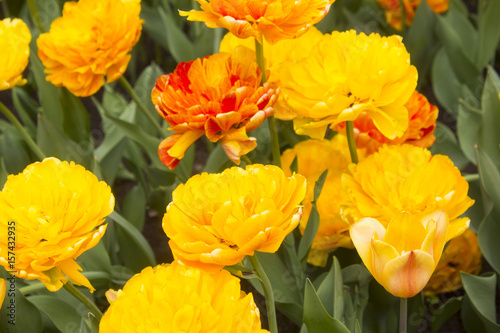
{"left": 100, "top": 263, "right": 269, "bottom": 333}
{"left": 0, "top": 18, "right": 31, "bottom": 90}
{"left": 0, "top": 158, "right": 114, "bottom": 292}
{"left": 350, "top": 210, "right": 448, "bottom": 298}
{"left": 37, "top": 0, "right": 142, "bottom": 96}
{"left": 163, "top": 164, "right": 306, "bottom": 272}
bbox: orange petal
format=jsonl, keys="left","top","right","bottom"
{"left": 158, "top": 131, "right": 204, "bottom": 169}
{"left": 219, "top": 128, "right": 257, "bottom": 163}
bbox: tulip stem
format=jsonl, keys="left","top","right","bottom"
{"left": 254, "top": 37, "right": 267, "bottom": 84}
{"left": 464, "top": 173, "right": 479, "bottom": 182}
{"left": 63, "top": 282, "right": 103, "bottom": 322}
{"left": 399, "top": 297, "right": 407, "bottom": 333}
{"left": 241, "top": 155, "right": 253, "bottom": 166}
{"left": 248, "top": 254, "right": 278, "bottom": 333}
{"left": 0, "top": 101, "right": 46, "bottom": 161}
{"left": 255, "top": 37, "right": 281, "bottom": 168}
{"left": 27, "top": 0, "right": 46, "bottom": 33}
{"left": 118, "top": 76, "right": 164, "bottom": 136}
{"left": 345, "top": 121, "right": 359, "bottom": 164}
{"left": 399, "top": 0, "right": 407, "bottom": 33}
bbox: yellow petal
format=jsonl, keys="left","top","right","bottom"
{"left": 350, "top": 218, "right": 386, "bottom": 271}
{"left": 384, "top": 211, "right": 427, "bottom": 254}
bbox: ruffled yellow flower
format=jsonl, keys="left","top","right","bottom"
{"left": 152, "top": 49, "right": 278, "bottom": 169}
{"left": 219, "top": 27, "right": 324, "bottom": 119}
{"left": 0, "top": 158, "right": 114, "bottom": 292}
{"left": 281, "top": 135, "right": 364, "bottom": 266}
{"left": 424, "top": 229, "right": 482, "bottom": 296}
{"left": 100, "top": 262, "right": 269, "bottom": 333}
{"left": 0, "top": 18, "right": 31, "bottom": 90}
{"left": 342, "top": 145, "right": 474, "bottom": 242}
{"left": 333, "top": 90, "right": 438, "bottom": 154}
{"left": 279, "top": 30, "right": 418, "bottom": 140}
{"left": 163, "top": 164, "right": 306, "bottom": 272}
{"left": 37, "top": 0, "right": 142, "bottom": 97}
{"left": 351, "top": 211, "right": 448, "bottom": 298}
{"left": 377, "top": 0, "right": 449, "bottom": 31}
{"left": 180, "top": 0, "right": 334, "bottom": 44}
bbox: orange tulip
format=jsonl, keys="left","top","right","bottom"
{"left": 333, "top": 91, "right": 438, "bottom": 154}
{"left": 180, "top": 0, "right": 335, "bottom": 44}
{"left": 151, "top": 49, "right": 278, "bottom": 169}
{"left": 377, "top": 0, "right": 449, "bottom": 30}
{"left": 350, "top": 211, "right": 448, "bottom": 298}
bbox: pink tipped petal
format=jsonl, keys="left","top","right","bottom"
{"left": 382, "top": 250, "right": 435, "bottom": 298}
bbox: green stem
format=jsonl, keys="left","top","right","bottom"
{"left": 255, "top": 37, "right": 280, "bottom": 167}
{"left": 345, "top": 121, "right": 358, "bottom": 164}
{"left": 248, "top": 255, "right": 278, "bottom": 333}
{"left": 399, "top": 297, "right": 407, "bottom": 333}
{"left": 254, "top": 38, "right": 267, "bottom": 84}
{"left": 0, "top": 101, "right": 46, "bottom": 161}
{"left": 63, "top": 282, "right": 103, "bottom": 321}
{"left": 118, "top": 76, "right": 164, "bottom": 136}
{"left": 1, "top": 0, "right": 10, "bottom": 18}
{"left": 241, "top": 154, "right": 252, "bottom": 166}
{"left": 27, "top": 0, "right": 46, "bottom": 33}
{"left": 464, "top": 174, "right": 479, "bottom": 182}
{"left": 399, "top": 0, "right": 406, "bottom": 33}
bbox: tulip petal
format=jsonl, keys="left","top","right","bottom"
{"left": 382, "top": 250, "right": 435, "bottom": 298}
{"left": 350, "top": 218, "right": 386, "bottom": 270}
{"left": 371, "top": 239, "right": 399, "bottom": 282}
{"left": 384, "top": 211, "right": 427, "bottom": 254}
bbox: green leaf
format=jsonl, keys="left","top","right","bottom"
{"left": 33, "top": 0, "right": 60, "bottom": 32}
{"left": 122, "top": 185, "right": 146, "bottom": 231}
{"left": 158, "top": 6, "right": 196, "bottom": 62}
{"left": 461, "top": 273, "right": 500, "bottom": 332}
{"left": 141, "top": 5, "right": 170, "bottom": 51}
{"left": 77, "top": 242, "right": 112, "bottom": 273}
{"left": 133, "top": 64, "right": 164, "bottom": 135}
{"left": 0, "top": 277, "right": 43, "bottom": 333}
{"left": 29, "top": 296, "right": 83, "bottom": 333}
{"left": 0, "top": 131, "right": 31, "bottom": 175}
{"left": 36, "top": 115, "right": 92, "bottom": 169}
{"left": 478, "top": 210, "right": 500, "bottom": 274}
{"left": 431, "top": 297, "right": 463, "bottom": 333}
{"left": 316, "top": 257, "right": 344, "bottom": 320}
{"left": 405, "top": 1, "right": 439, "bottom": 84}
{"left": 476, "top": 147, "right": 500, "bottom": 213}
{"left": 203, "top": 145, "right": 231, "bottom": 173}
{"left": 436, "top": 12, "right": 482, "bottom": 93}
{"left": 297, "top": 204, "right": 320, "bottom": 266}
{"left": 313, "top": 169, "right": 328, "bottom": 202}
{"left": 101, "top": 112, "right": 163, "bottom": 169}
{"left": 430, "top": 122, "right": 469, "bottom": 170}
{"left": 478, "top": 67, "right": 500, "bottom": 169}
{"left": 457, "top": 99, "right": 482, "bottom": 165}
{"left": 29, "top": 49, "right": 63, "bottom": 130}
{"left": 11, "top": 87, "right": 37, "bottom": 137}
{"left": 477, "top": 0, "right": 500, "bottom": 68}
{"left": 303, "top": 279, "right": 350, "bottom": 333}
{"left": 59, "top": 88, "right": 91, "bottom": 145}
{"left": 108, "top": 211, "right": 156, "bottom": 268}
{"left": 248, "top": 252, "right": 303, "bottom": 306}
{"left": 431, "top": 48, "right": 462, "bottom": 115}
